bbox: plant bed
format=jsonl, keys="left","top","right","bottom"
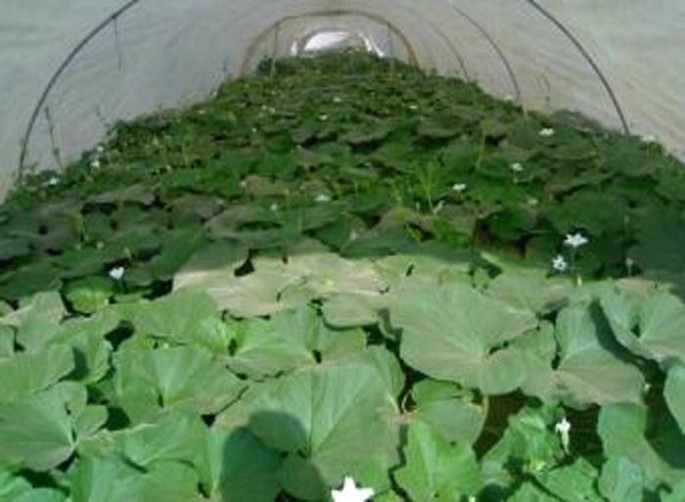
{"left": 0, "top": 51, "right": 684, "bottom": 500}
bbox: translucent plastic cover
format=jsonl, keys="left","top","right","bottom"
{"left": 0, "top": 0, "right": 683, "bottom": 199}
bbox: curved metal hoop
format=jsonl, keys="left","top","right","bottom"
{"left": 444, "top": 2, "right": 523, "bottom": 104}
{"left": 18, "top": 0, "right": 142, "bottom": 174}
{"left": 525, "top": 0, "right": 630, "bottom": 133}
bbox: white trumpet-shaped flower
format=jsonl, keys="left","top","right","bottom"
{"left": 551, "top": 255, "right": 568, "bottom": 272}
{"left": 539, "top": 128, "right": 555, "bottom": 137}
{"left": 331, "top": 476, "right": 374, "bottom": 502}
{"left": 90, "top": 159, "right": 101, "bottom": 169}
{"left": 555, "top": 417, "right": 571, "bottom": 453}
{"left": 564, "top": 232, "right": 588, "bottom": 249}
{"left": 108, "top": 266, "right": 125, "bottom": 281}
{"left": 510, "top": 162, "right": 524, "bottom": 172}
{"left": 315, "top": 194, "right": 332, "bottom": 203}
{"left": 47, "top": 176, "right": 59, "bottom": 186}
{"left": 452, "top": 183, "right": 467, "bottom": 193}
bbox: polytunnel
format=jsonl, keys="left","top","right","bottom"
{"left": 1, "top": 0, "right": 684, "bottom": 197}
{"left": 1, "top": 1, "right": 685, "bottom": 500}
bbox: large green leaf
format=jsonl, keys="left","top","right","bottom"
{"left": 486, "top": 268, "right": 572, "bottom": 315}
{"left": 514, "top": 304, "right": 644, "bottom": 406}
{"left": 629, "top": 206, "right": 685, "bottom": 272}
{"left": 481, "top": 405, "right": 563, "bottom": 487}
{"left": 2, "top": 292, "right": 64, "bottom": 352}
{"left": 64, "top": 277, "right": 114, "bottom": 314}
{"left": 599, "top": 456, "right": 646, "bottom": 502}
{"left": 51, "top": 310, "right": 119, "bottom": 383}
{"left": 116, "top": 413, "right": 207, "bottom": 469}
{"left": 410, "top": 380, "right": 485, "bottom": 445}
{"left": 114, "top": 344, "right": 245, "bottom": 422}
{"left": 0, "top": 344, "right": 74, "bottom": 405}
{"left": 533, "top": 458, "right": 603, "bottom": 502}
{"left": 69, "top": 455, "right": 199, "bottom": 502}
{"left": 0, "top": 387, "right": 75, "bottom": 470}
{"left": 601, "top": 287, "right": 685, "bottom": 366}
{"left": 240, "top": 355, "right": 400, "bottom": 500}
{"left": 598, "top": 403, "right": 685, "bottom": 488}
{"left": 197, "top": 428, "right": 282, "bottom": 502}
{"left": 119, "top": 290, "right": 218, "bottom": 343}
{"left": 227, "top": 317, "right": 315, "bottom": 378}
{"left": 393, "top": 421, "right": 481, "bottom": 500}
{"left": 390, "top": 277, "right": 537, "bottom": 393}
{"left": 664, "top": 364, "right": 685, "bottom": 434}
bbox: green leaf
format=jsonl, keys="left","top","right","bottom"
{"left": 481, "top": 405, "right": 562, "bottom": 486}
{"left": 514, "top": 303, "right": 644, "bottom": 406}
{"left": 411, "top": 380, "right": 485, "bottom": 445}
{"left": 534, "top": 458, "right": 603, "bottom": 502}
{"left": 197, "top": 428, "right": 282, "bottom": 502}
{"left": 243, "top": 356, "right": 400, "bottom": 500}
{"left": 0, "top": 387, "right": 75, "bottom": 470}
{"left": 599, "top": 456, "right": 646, "bottom": 502}
{"left": 64, "top": 277, "right": 114, "bottom": 314}
{"left": 601, "top": 287, "right": 685, "bottom": 366}
{"left": 598, "top": 403, "right": 685, "bottom": 488}
{"left": 486, "top": 268, "right": 572, "bottom": 315}
{"left": 0, "top": 344, "right": 74, "bottom": 405}
{"left": 51, "top": 310, "right": 119, "bottom": 383}
{"left": 270, "top": 306, "right": 367, "bottom": 361}
{"left": 116, "top": 413, "right": 207, "bottom": 469}
{"left": 390, "top": 277, "right": 537, "bottom": 393}
{"left": 664, "top": 364, "right": 685, "bottom": 433}
{"left": 629, "top": 206, "right": 685, "bottom": 272}
{"left": 321, "top": 292, "right": 382, "bottom": 328}
{"left": 69, "top": 456, "right": 199, "bottom": 502}
{"left": 228, "top": 317, "right": 315, "bottom": 378}
{"left": 69, "top": 455, "right": 146, "bottom": 502}
{"left": 0, "top": 261, "right": 62, "bottom": 301}
{"left": 114, "top": 344, "right": 245, "bottom": 422}
{"left": 119, "top": 290, "right": 218, "bottom": 343}
{"left": 3, "top": 292, "right": 64, "bottom": 352}
{"left": 394, "top": 421, "right": 481, "bottom": 500}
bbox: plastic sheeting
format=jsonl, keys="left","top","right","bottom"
{"left": 0, "top": 0, "right": 683, "bottom": 200}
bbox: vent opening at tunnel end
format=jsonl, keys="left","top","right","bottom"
{"left": 293, "top": 28, "right": 385, "bottom": 56}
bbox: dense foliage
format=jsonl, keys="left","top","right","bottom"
{"left": 1, "top": 52, "right": 684, "bottom": 501}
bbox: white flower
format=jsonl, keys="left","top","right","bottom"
{"left": 452, "top": 183, "right": 467, "bottom": 193}
{"left": 333, "top": 96, "right": 343, "bottom": 103}
{"left": 108, "top": 266, "right": 125, "bottom": 281}
{"left": 239, "top": 179, "right": 247, "bottom": 188}
{"left": 90, "top": 159, "right": 101, "bottom": 169}
{"left": 527, "top": 197, "right": 539, "bottom": 206}
{"left": 552, "top": 255, "right": 568, "bottom": 272}
{"left": 641, "top": 134, "right": 656, "bottom": 143}
{"left": 555, "top": 417, "right": 571, "bottom": 453}
{"left": 564, "top": 232, "right": 588, "bottom": 249}
{"left": 47, "top": 176, "right": 59, "bottom": 186}
{"left": 539, "top": 128, "right": 555, "bottom": 137}
{"left": 331, "top": 476, "right": 374, "bottom": 502}
{"left": 315, "top": 194, "right": 331, "bottom": 203}
{"left": 432, "top": 200, "right": 445, "bottom": 215}
{"left": 270, "top": 203, "right": 279, "bottom": 212}
{"left": 319, "top": 114, "right": 328, "bottom": 121}
{"left": 96, "top": 144, "right": 105, "bottom": 154}
{"left": 510, "top": 162, "right": 524, "bottom": 172}
{"left": 408, "top": 104, "right": 419, "bottom": 110}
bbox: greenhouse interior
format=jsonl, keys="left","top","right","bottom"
{"left": 1, "top": 1, "right": 685, "bottom": 500}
